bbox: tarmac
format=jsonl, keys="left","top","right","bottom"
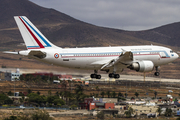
{"left": 83, "top": 74, "right": 180, "bottom": 83}
{"left": 0, "top": 68, "right": 179, "bottom": 83}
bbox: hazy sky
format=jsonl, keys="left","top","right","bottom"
{"left": 29, "top": 0, "right": 180, "bottom": 31}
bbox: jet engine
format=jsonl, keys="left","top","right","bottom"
{"left": 129, "top": 61, "right": 154, "bottom": 72}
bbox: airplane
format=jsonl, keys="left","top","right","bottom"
{"left": 4, "top": 16, "right": 179, "bottom": 79}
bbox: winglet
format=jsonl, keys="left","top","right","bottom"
{"left": 121, "top": 48, "right": 126, "bottom": 54}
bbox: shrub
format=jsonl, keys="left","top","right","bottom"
{"left": 97, "top": 111, "right": 104, "bottom": 120}
{"left": 2, "top": 105, "right": 8, "bottom": 107}
{"left": 4, "top": 110, "right": 54, "bottom": 120}
{"left": 53, "top": 99, "right": 65, "bottom": 106}
{"left": 71, "top": 104, "right": 78, "bottom": 110}
{"left": 176, "top": 117, "right": 180, "bottom": 120}
{"left": 4, "top": 115, "right": 17, "bottom": 120}
{"left": 1, "top": 65, "right": 6, "bottom": 68}
{"left": 164, "top": 108, "right": 172, "bottom": 117}
{"left": 31, "top": 110, "right": 54, "bottom": 120}
{"left": 0, "top": 93, "right": 13, "bottom": 105}
{"left": 124, "top": 107, "right": 134, "bottom": 118}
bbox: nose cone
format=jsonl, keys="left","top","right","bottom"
{"left": 174, "top": 53, "right": 179, "bottom": 60}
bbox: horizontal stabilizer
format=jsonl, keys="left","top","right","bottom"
{"left": 3, "top": 51, "right": 19, "bottom": 55}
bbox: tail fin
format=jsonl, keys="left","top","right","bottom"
{"left": 14, "top": 16, "right": 59, "bottom": 49}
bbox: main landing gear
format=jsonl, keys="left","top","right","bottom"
{"left": 109, "top": 73, "right": 120, "bottom": 79}
{"left": 90, "top": 70, "right": 101, "bottom": 79}
{"left": 90, "top": 74, "right": 101, "bottom": 79}
{"left": 90, "top": 70, "right": 120, "bottom": 79}
{"left": 154, "top": 66, "right": 160, "bottom": 76}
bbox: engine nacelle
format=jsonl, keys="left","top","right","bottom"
{"left": 129, "top": 61, "right": 154, "bottom": 72}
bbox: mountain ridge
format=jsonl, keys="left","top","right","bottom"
{"left": 124, "top": 22, "right": 180, "bottom": 47}
{"left": 0, "top": 0, "right": 179, "bottom": 79}
{"left": 0, "top": 0, "right": 179, "bottom": 50}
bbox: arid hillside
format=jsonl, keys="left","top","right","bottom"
{"left": 1, "top": 0, "right": 180, "bottom": 49}
{"left": 0, "top": 0, "right": 179, "bottom": 79}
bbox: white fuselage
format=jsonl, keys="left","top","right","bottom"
{"left": 11, "top": 16, "right": 179, "bottom": 78}
{"left": 33, "top": 45, "right": 178, "bottom": 71}
{"left": 14, "top": 16, "right": 179, "bottom": 74}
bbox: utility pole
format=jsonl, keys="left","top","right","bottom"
{"left": 14, "top": 80, "right": 15, "bottom": 97}
{"left": 14, "top": 77, "right": 17, "bottom": 97}
{"left": 126, "top": 82, "right": 127, "bottom": 98}
{"left": 71, "top": 79, "right": 72, "bottom": 93}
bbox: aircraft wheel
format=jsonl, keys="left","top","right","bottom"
{"left": 90, "top": 74, "right": 97, "bottom": 78}
{"left": 109, "top": 73, "right": 114, "bottom": 78}
{"left": 96, "top": 75, "right": 101, "bottom": 79}
{"left": 154, "top": 72, "right": 160, "bottom": 76}
{"left": 114, "top": 74, "right": 120, "bottom": 79}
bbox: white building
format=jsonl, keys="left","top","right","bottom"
{"left": 0, "top": 71, "right": 21, "bottom": 81}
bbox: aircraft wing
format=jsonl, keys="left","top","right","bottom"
{"left": 101, "top": 51, "right": 133, "bottom": 72}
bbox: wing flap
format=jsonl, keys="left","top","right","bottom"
{"left": 101, "top": 51, "right": 133, "bottom": 70}
{"left": 91, "top": 60, "right": 110, "bottom": 65}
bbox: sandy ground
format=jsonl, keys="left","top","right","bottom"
{"left": 0, "top": 109, "right": 177, "bottom": 120}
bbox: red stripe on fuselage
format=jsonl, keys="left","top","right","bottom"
{"left": 19, "top": 17, "right": 44, "bottom": 49}
{"left": 28, "top": 47, "right": 41, "bottom": 49}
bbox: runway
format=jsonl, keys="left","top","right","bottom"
{"left": 0, "top": 68, "right": 179, "bottom": 83}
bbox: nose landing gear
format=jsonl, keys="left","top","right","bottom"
{"left": 154, "top": 66, "right": 160, "bottom": 76}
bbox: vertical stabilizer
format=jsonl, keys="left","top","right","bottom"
{"left": 14, "top": 16, "right": 59, "bottom": 49}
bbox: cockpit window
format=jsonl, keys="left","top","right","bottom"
{"left": 170, "top": 50, "right": 173, "bottom": 53}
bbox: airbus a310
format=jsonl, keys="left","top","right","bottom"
{"left": 4, "top": 16, "right": 179, "bottom": 79}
